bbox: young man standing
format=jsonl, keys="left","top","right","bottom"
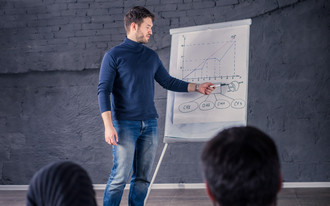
{"left": 98, "top": 6, "right": 215, "bottom": 206}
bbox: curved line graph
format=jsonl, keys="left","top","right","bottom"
{"left": 180, "top": 35, "right": 239, "bottom": 82}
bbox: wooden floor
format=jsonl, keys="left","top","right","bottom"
{"left": 1, "top": 188, "right": 330, "bottom": 206}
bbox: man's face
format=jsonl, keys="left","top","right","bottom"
{"left": 135, "top": 17, "right": 153, "bottom": 44}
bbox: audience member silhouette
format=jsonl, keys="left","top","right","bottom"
{"left": 201, "top": 126, "right": 282, "bottom": 206}
{"left": 26, "top": 161, "right": 97, "bottom": 206}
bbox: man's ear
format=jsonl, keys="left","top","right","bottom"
{"left": 205, "top": 182, "right": 216, "bottom": 203}
{"left": 130, "top": 22, "right": 137, "bottom": 33}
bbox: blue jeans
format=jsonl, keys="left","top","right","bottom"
{"left": 103, "top": 119, "right": 158, "bottom": 206}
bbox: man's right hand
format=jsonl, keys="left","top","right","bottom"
{"left": 105, "top": 126, "right": 118, "bottom": 146}
{"left": 101, "top": 111, "right": 118, "bottom": 146}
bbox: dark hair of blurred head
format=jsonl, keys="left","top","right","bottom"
{"left": 26, "top": 161, "right": 97, "bottom": 206}
{"left": 201, "top": 126, "right": 281, "bottom": 206}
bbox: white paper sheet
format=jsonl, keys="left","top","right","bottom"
{"left": 164, "top": 19, "right": 251, "bottom": 142}
{"left": 170, "top": 26, "right": 249, "bottom": 124}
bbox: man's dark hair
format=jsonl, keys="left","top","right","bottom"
{"left": 124, "top": 6, "right": 155, "bottom": 33}
{"left": 201, "top": 126, "right": 281, "bottom": 206}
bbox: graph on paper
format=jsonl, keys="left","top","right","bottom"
{"left": 180, "top": 35, "right": 240, "bottom": 81}
{"left": 170, "top": 26, "right": 249, "bottom": 124}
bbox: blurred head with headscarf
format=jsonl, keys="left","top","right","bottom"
{"left": 26, "top": 161, "right": 97, "bottom": 206}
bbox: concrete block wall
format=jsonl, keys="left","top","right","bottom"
{"left": 0, "top": 0, "right": 329, "bottom": 184}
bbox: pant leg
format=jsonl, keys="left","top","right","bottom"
{"left": 103, "top": 120, "right": 140, "bottom": 206}
{"left": 129, "top": 119, "right": 159, "bottom": 206}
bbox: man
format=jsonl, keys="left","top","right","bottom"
{"left": 201, "top": 126, "right": 282, "bottom": 206}
{"left": 98, "top": 6, "right": 215, "bottom": 206}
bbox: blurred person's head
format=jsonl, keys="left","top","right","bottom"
{"left": 26, "top": 161, "right": 97, "bottom": 206}
{"left": 201, "top": 126, "right": 282, "bottom": 206}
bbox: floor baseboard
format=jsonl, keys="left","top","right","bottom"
{"left": 1, "top": 182, "right": 330, "bottom": 191}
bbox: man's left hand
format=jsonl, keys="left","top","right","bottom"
{"left": 198, "top": 82, "right": 215, "bottom": 95}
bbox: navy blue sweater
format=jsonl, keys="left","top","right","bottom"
{"left": 98, "top": 37, "right": 189, "bottom": 120}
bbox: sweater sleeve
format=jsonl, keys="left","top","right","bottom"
{"left": 154, "top": 58, "right": 189, "bottom": 92}
{"left": 97, "top": 52, "right": 116, "bottom": 113}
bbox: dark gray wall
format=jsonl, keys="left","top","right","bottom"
{"left": 0, "top": 0, "right": 329, "bottom": 185}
